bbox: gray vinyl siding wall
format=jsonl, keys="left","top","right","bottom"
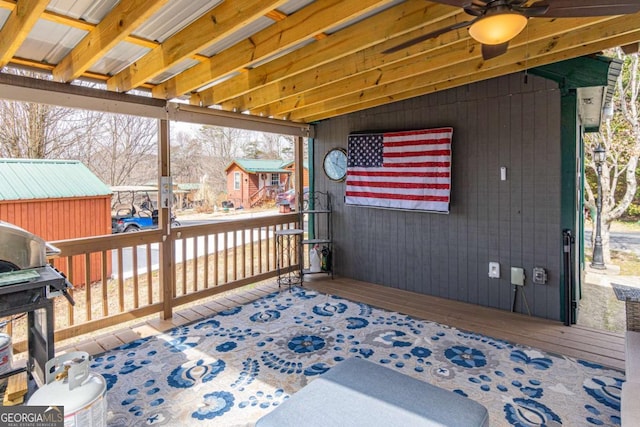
{"left": 313, "top": 73, "right": 563, "bottom": 321}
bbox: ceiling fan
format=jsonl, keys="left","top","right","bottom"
{"left": 384, "top": 0, "right": 640, "bottom": 60}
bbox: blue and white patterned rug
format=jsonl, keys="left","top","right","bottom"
{"left": 93, "top": 287, "right": 624, "bottom": 426}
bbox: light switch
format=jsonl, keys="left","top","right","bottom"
{"left": 511, "top": 267, "right": 525, "bottom": 286}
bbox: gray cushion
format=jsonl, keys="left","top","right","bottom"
{"left": 622, "top": 381, "right": 640, "bottom": 427}
{"left": 626, "top": 331, "right": 640, "bottom": 379}
{"left": 256, "top": 357, "right": 489, "bottom": 427}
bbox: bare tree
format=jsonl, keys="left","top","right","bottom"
{"left": 171, "top": 131, "right": 206, "bottom": 184}
{"left": 197, "top": 125, "right": 246, "bottom": 193}
{"left": 0, "top": 69, "right": 96, "bottom": 159}
{"left": 242, "top": 140, "right": 264, "bottom": 159}
{"left": 585, "top": 49, "right": 640, "bottom": 263}
{"left": 0, "top": 98, "right": 94, "bottom": 159}
{"left": 89, "top": 114, "right": 157, "bottom": 186}
{"left": 258, "top": 132, "right": 294, "bottom": 159}
{"left": 0, "top": 69, "right": 158, "bottom": 188}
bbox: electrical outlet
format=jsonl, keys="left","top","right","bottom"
{"left": 488, "top": 262, "right": 500, "bottom": 278}
{"left": 533, "top": 267, "right": 547, "bottom": 284}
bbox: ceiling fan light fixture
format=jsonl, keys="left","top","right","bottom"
{"left": 468, "top": 12, "right": 527, "bottom": 45}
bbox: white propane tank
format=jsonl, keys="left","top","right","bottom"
{"left": 27, "top": 351, "right": 107, "bottom": 427}
{"left": 0, "top": 333, "right": 12, "bottom": 374}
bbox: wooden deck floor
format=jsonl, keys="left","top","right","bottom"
{"left": 59, "top": 276, "right": 626, "bottom": 371}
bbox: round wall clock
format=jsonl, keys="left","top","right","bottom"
{"left": 323, "top": 148, "right": 347, "bottom": 181}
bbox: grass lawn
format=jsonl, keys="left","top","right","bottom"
{"left": 611, "top": 219, "right": 640, "bottom": 233}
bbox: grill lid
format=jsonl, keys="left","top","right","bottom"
{"left": 0, "top": 221, "right": 58, "bottom": 270}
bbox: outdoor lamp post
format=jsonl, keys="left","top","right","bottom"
{"left": 591, "top": 143, "right": 606, "bottom": 270}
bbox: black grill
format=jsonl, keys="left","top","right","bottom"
{"left": 0, "top": 221, "right": 75, "bottom": 392}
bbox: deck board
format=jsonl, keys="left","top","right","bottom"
{"left": 306, "top": 277, "right": 625, "bottom": 370}
{"left": 57, "top": 277, "right": 625, "bottom": 371}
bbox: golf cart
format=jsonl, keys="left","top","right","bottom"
{"left": 111, "top": 185, "right": 180, "bottom": 233}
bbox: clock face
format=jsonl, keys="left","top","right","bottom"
{"left": 323, "top": 148, "right": 347, "bottom": 181}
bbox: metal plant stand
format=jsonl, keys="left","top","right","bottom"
{"left": 275, "top": 228, "right": 303, "bottom": 290}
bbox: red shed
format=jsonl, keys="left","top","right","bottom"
{"left": 0, "top": 159, "right": 112, "bottom": 286}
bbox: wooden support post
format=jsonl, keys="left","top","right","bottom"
{"left": 158, "top": 118, "right": 174, "bottom": 320}
{"left": 294, "top": 136, "right": 304, "bottom": 279}
{"left": 294, "top": 136, "right": 304, "bottom": 210}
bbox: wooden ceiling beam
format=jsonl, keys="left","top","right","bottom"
{"left": 296, "top": 24, "right": 634, "bottom": 121}
{"left": 1, "top": 0, "right": 638, "bottom": 124}
{"left": 227, "top": 15, "right": 609, "bottom": 116}
{"left": 52, "top": 0, "right": 169, "bottom": 83}
{"left": 107, "top": 0, "right": 289, "bottom": 93}
{"left": 155, "top": 0, "right": 396, "bottom": 100}
{"left": 295, "top": 22, "right": 640, "bottom": 123}
{"left": 0, "top": 0, "right": 48, "bottom": 68}
{"left": 8, "top": 57, "right": 155, "bottom": 89}
{"left": 302, "top": 31, "right": 640, "bottom": 123}
{"left": 193, "top": 1, "right": 462, "bottom": 106}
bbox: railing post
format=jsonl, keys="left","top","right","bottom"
{"left": 295, "top": 136, "right": 304, "bottom": 278}
{"left": 158, "top": 118, "right": 174, "bottom": 320}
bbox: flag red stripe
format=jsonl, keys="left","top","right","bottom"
{"left": 347, "top": 181, "right": 449, "bottom": 189}
{"left": 347, "top": 170, "right": 450, "bottom": 177}
{"left": 383, "top": 128, "right": 452, "bottom": 137}
{"left": 346, "top": 191, "right": 449, "bottom": 202}
{"left": 383, "top": 161, "right": 450, "bottom": 168}
{"left": 384, "top": 138, "right": 451, "bottom": 147}
{"left": 384, "top": 149, "right": 451, "bottom": 158}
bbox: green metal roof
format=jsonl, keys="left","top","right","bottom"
{"left": 281, "top": 159, "right": 309, "bottom": 169}
{"left": 227, "top": 158, "right": 291, "bottom": 173}
{"left": 0, "top": 158, "right": 111, "bottom": 201}
{"left": 530, "top": 55, "right": 622, "bottom": 132}
{"left": 530, "top": 55, "right": 620, "bottom": 90}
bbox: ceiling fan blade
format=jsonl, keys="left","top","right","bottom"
{"left": 383, "top": 20, "right": 473, "bottom": 54}
{"left": 530, "top": 0, "right": 640, "bottom": 17}
{"left": 482, "top": 42, "right": 509, "bottom": 60}
{"left": 427, "top": 0, "right": 485, "bottom": 7}
{"left": 621, "top": 42, "right": 640, "bottom": 55}
{"left": 428, "top": 1, "right": 488, "bottom": 16}
{"left": 516, "top": 5, "right": 549, "bottom": 17}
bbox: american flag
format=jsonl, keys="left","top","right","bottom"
{"left": 345, "top": 127, "right": 453, "bottom": 213}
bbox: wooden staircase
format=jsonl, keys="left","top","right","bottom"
{"left": 249, "top": 186, "right": 277, "bottom": 208}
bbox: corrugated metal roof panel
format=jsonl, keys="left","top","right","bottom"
{"left": 195, "top": 71, "right": 240, "bottom": 93}
{"left": 199, "top": 16, "right": 274, "bottom": 57}
{"left": 324, "top": 0, "right": 402, "bottom": 35}
{"left": 278, "top": 0, "right": 315, "bottom": 15}
{"left": 196, "top": 0, "right": 319, "bottom": 63}
{"left": 17, "top": 20, "right": 87, "bottom": 64}
{"left": 133, "top": 0, "right": 219, "bottom": 43}
{"left": 0, "top": 9, "right": 10, "bottom": 27}
{"left": 0, "top": 159, "right": 111, "bottom": 201}
{"left": 46, "top": 0, "right": 118, "bottom": 24}
{"left": 90, "top": 42, "right": 150, "bottom": 76}
{"left": 150, "top": 58, "right": 200, "bottom": 85}
{"left": 281, "top": 159, "right": 309, "bottom": 169}
{"left": 248, "top": 39, "right": 315, "bottom": 69}
{"left": 231, "top": 159, "right": 290, "bottom": 173}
